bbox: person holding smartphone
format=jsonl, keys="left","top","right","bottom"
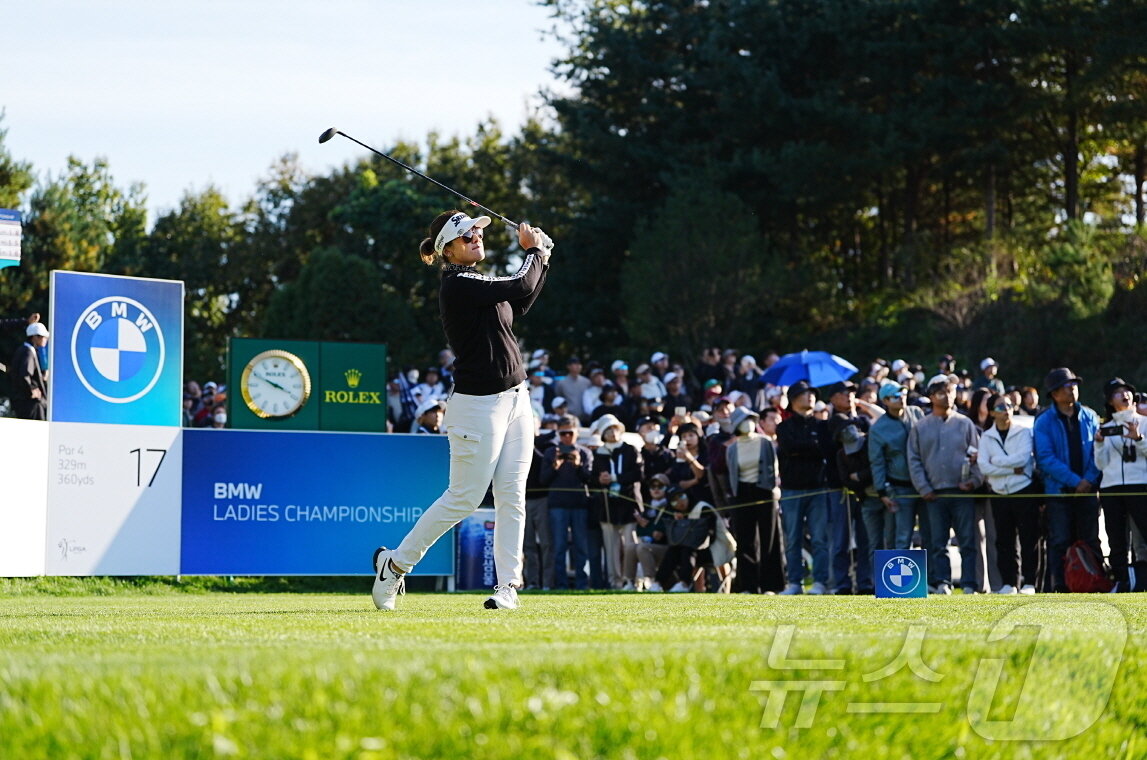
{"left": 1095, "top": 378, "right": 1147, "bottom": 590}
{"left": 541, "top": 415, "right": 595, "bottom": 590}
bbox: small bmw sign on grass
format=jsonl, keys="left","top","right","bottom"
{"left": 874, "top": 549, "right": 928, "bottom": 598}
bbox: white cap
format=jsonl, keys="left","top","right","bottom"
{"left": 26, "top": 323, "right": 48, "bottom": 338}
{"left": 434, "top": 212, "right": 491, "bottom": 254}
{"left": 741, "top": 355, "right": 757, "bottom": 368}
{"left": 611, "top": 360, "right": 628, "bottom": 373}
{"left": 552, "top": 396, "right": 567, "bottom": 409}
{"left": 663, "top": 371, "right": 678, "bottom": 384}
{"left": 592, "top": 414, "right": 625, "bottom": 435}
{"left": 926, "top": 373, "right": 958, "bottom": 393}
{"left": 651, "top": 351, "right": 668, "bottom": 363}
{"left": 980, "top": 357, "right": 997, "bottom": 370}
{"left": 891, "top": 359, "right": 907, "bottom": 372}
{"left": 532, "top": 348, "right": 548, "bottom": 359}
{"left": 415, "top": 399, "right": 443, "bottom": 418}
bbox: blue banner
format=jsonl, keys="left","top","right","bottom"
{"left": 49, "top": 271, "right": 184, "bottom": 425}
{"left": 180, "top": 429, "right": 453, "bottom": 575}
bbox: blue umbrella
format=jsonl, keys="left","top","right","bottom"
{"left": 761, "top": 350, "right": 859, "bottom": 388}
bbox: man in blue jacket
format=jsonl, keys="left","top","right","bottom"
{"left": 1033, "top": 367, "right": 1102, "bottom": 592}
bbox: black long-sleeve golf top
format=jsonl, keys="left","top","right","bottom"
{"left": 439, "top": 249, "right": 548, "bottom": 396}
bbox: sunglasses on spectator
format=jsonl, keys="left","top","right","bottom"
{"left": 558, "top": 430, "right": 575, "bottom": 436}
{"left": 649, "top": 484, "right": 666, "bottom": 490}
{"left": 993, "top": 403, "right": 1013, "bottom": 411}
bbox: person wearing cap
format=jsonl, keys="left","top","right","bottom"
{"left": 650, "top": 351, "right": 670, "bottom": 379}
{"left": 868, "top": 381, "right": 927, "bottom": 553}
{"left": 1033, "top": 367, "right": 1102, "bottom": 593}
{"left": 973, "top": 358, "right": 1005, "bottom": 395}
{"left": 1094, "top": 378, "right": 1147, "bottom": 591}
{"left": 652, "top": 485, "right": 715, "bottom": 592}
{"left": 776, "top": 380, "right": 834, "bottom": 595}
{"left": 413, "top": 399, "right": 445, "bottom": 434}
{"left": 530, "top": 348, "right": 556, "bottom": 380}
{"left": 370, "top": 210, "right": 552, "bottom": 613}
{"left": 541, "top": 414, "right": 595, "bottom": 590}
{"left": 637, "top": 363, "right": 667, "bottom": 402}
{"left": 978, "top": 392, "right": 1040, "bottom": 594}
{"left": 907, "top": 373, "right": 984, "bottom": 594}
{"left": 527, "top": 369, "right": 555, "bottom": 419}
{"left": 9, "top": 322, "right": 49, "bottom": 420}
{"left": 734, "top": 355, "right": 766, "bottom": 409}
{"left": 590, "top": 414, "right": 644, "bottom": 590}
{"left": 580, "top": 366, "right": 610, "bottom": 423}
{"left": 412, "top": 366, "right": 448, "bottom": 408}
{"left": 589, "top": 383, "right": 628, "bottom": 428}
{"left": 663, "top": 372, "right": 692, "bottom": 415}
{"left": 635, "top": 473, "right": 673, "bottom": 589}
{"left": 824, "top": 380, "right": 874, "bottom": 595}
{"left": 610, "top": 360, "right": 630, "bottom": 396}
{"left": 724, "top": 406, "right": 785, "bottom": 593}
{"left": 554, "top": 356, "right": 592, "bottom": 422}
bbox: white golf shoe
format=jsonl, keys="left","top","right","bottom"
{"left": 484, "top": 585, "right": 520, "bottom": 610}
{"left": 779, "top": 583, "right": 803, "bottom": 595}
{"left": 371, "top": 547, "right": 405, "bottom": 611}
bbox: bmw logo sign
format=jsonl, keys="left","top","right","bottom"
{"left": 881, "top": 555, "right": 923, "bottom": 596}
{"left": 70, "top": 296, "right": 166, "bottom": 403}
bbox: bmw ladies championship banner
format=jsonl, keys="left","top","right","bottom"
{"left": 180, "top": 428, "right": 453, "bottom": 575}
{"left": 49, "top": 271, "right": 184, "bottom": 426}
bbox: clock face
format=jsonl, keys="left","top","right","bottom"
{"left": 240, "top": 350, "right": 312, "bottom": 418}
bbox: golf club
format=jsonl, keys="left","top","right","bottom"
{"left": 318, "top": 127, "right": 521, "bottom": 230}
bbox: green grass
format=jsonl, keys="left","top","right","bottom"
{"left": 1, "top": 585, "right": 1145, "bottom": 759}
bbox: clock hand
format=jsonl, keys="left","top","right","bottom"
{"left": 254, "top": 373, "right": 287, "bottom": 392}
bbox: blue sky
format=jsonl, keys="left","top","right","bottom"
{"left": 4, "top": 1, "right": 567, "bottom": 221}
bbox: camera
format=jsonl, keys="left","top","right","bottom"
{"left": 557, "top": 443, "right": 574, "bottom": 459}
{"left": 1100, "top": 424, "right": 1123, "bottom": 437}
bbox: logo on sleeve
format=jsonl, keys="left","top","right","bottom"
{"left": 70, "top": 296, "right": 166, "bottom": 403}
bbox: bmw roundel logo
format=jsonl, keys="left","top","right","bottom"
{"left": 70, "top": 296, "right": 166, "bottom": 403}
{"left": 881, "top": 555, "right": 923, "bottom": 596}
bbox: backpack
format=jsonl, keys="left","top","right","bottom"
{"left": 1064, "top": 540, "right": 1114, "bottom": 593}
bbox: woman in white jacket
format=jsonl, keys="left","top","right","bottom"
{"left": 978, "top": 394, "right": 1040, "bottom": 594}
{"left": 1094, "top": 378, "right": 1147, "bottom": 590}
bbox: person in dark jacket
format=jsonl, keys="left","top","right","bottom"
{"left": 541, "top": 415, "right": 594, "bottom": 590}
{"left": 825, "top": 380, "right": 873, "bottom": 595}
{"left": 523, "top": 422, "right": 556, "bottom": 589}
{"left": 724, "top": 406, "right": 785, "bottom": 593}
{"left": 776, "top": 381, "right": 834, "bottom": 595}
{"left": 591, "top": 414, "right": 644, "bottom": 589}
{"left": 651, "top": 486, "right": 714, "bottom": 592}
{"left": 9, "top": 322, "right": 49, "bottom": 420}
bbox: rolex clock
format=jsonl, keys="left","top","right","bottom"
{"left": 240, "top": 349, "right": 312, "bottom": 419}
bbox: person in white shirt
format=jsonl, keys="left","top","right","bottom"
{"left": 1094, "top": 378, "right": 1147, "bottom": 591}
{"left": 978, "top": 393, "right": 1039, "bottom": 594}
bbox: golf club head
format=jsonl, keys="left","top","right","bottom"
{"left": 318, "top": 127, "right": 340, "bottom": 144}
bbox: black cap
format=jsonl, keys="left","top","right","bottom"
{"left": 826, "top": 380, "right": 857, "bottom": 397}
{"left": 666, "top": 484, "right": 686, "bottom": 500}
{"left": 788, "top": 380, "right": 816, "bottom": 400}
{"left": 1104, "top": 377, "right": 1137, "bottom": 398}
{"left": 567, "top": 356, "right": 582, "bottom": 365}
{"left": 1045, "top": 367, "right": 1082, "bottom": 393}
{"left": 635, "top": 416, "right": 657, "bottom": 429}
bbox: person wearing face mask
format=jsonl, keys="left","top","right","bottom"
{"left": 724, "top": 406, "right": 784, "bottom": 593}
{"left": 1094, "top": 378, "right": 1147, "bottom": 591}
{"left": 637, "top": 416, "right": 674, "bottom": 483}
{"left": 591, "top": 414, "right": 645, "bottom": 590}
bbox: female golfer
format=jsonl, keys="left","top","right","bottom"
{"left": 373, "top": 210, "right": 551, "bottom": 611}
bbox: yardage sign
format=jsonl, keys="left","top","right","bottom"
{"left": 0, "top": 208, "right": 21, "bottom": 268}
{"left": 50, "top": 271, "right": 184, "bottom": 425}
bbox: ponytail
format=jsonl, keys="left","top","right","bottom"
{"left": 418, "top": 209, "right": 463, "bottom": 267}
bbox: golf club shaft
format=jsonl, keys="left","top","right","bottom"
{"left": 320, "top": 128, "right": 520, "bottom": 229}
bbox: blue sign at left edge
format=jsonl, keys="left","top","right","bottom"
{"left": 49, "top": 271, "right": 184, "bottom": 425}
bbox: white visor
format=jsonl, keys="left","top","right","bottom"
{"left": 434, "top": 212, "right": 491, "bottom": 254}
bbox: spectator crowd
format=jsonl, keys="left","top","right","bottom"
{"left": 388, "top": 346, "right": 1147, "bottom": 596}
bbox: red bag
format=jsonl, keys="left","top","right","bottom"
{"left": 1064, "top": 540, "right": 1114, "bottom": 593}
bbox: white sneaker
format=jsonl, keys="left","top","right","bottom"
{"left": 668, "top": 581, "right": 692, "bottom": 592}
{"left": 779, "top": 582, "right": 803, "bottom": 595}
{"left": 484, "top": 584, "right": 520, "bottom": 610}
{"left": 808, "top": 582, "right": 827, "bottom": 595}
{"left": 1019, "top": 584, "right": 1036, "bottom": 595}
{"left": 621, "top": 580, "right": 636, "bottom": 591}
{"left": 371, "top": 547, "right": 405, "bottom": 611}
{"left": 996, "top": 584, "right": 1017, "bottom": 595}
{"left": 933, "top": 582, "right": 952, "bottom": 595}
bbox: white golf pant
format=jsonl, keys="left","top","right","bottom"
{"left": 392, "top": 381, "right": 532, "bottom": 587}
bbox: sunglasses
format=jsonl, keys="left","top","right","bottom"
{"left": 558, "top": 430, "right": 575, "bottom": 436}
{"left": 460, "top": 228, "right": 484, "bottom": 244}
{"left": 649, "top": 484, "right": 666, "bottom": 490}
{"left": 993, "top": 403, "right": 1013, "bottom": 412}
